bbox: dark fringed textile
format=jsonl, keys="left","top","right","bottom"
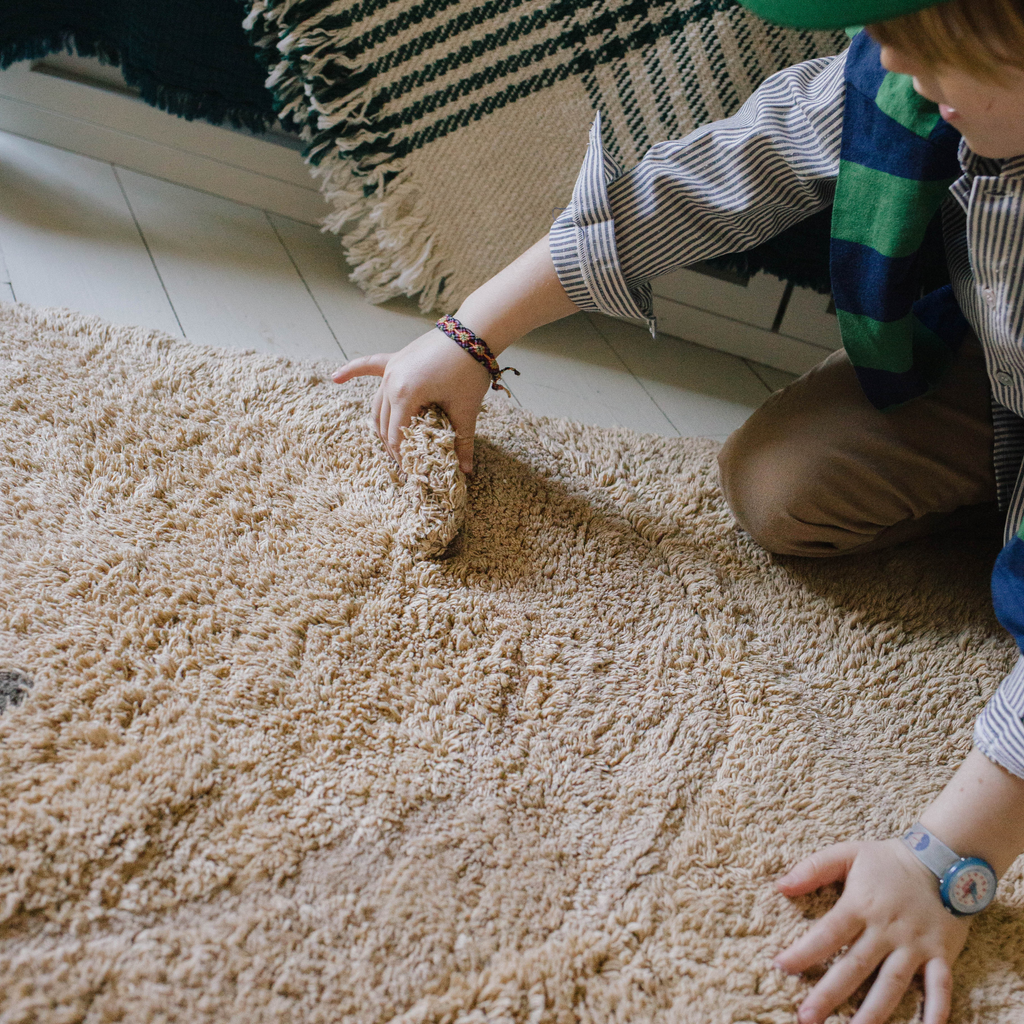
{"left": 0, "top": 0, "right": 275, "bottom": 132}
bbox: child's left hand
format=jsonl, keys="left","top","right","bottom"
{"left": 774, "top": 838, "right": 971, "bottom": 1024}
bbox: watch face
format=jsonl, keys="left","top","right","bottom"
{"left": 941, "top": 858, "right": 997, "bottom": 916}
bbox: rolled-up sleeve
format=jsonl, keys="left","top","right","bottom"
{"left": 550, "top": 48, "right": 849, "bottom": 330}
{"left": 975, "top": 535, "right": 1024, "bottom": 779}
{"left": 974, "top": 656, "right": 1024, "bottom": 780}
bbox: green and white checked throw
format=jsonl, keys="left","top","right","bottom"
{"left": 245, "top": 0, "right": 844, "bottom": 312}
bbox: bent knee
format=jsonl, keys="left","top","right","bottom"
{"left": 717, "top": 429, "right": 852, "bottom": 557}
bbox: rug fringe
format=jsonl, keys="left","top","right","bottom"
{"left": 245, "top": 0, "right": 458, "bottom": 312}
{"left": 312, "top": 161, "right": 450, "bottom": 311}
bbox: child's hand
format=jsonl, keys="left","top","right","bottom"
{"left": 332, "top": 234, "right": 578, "bottom": 472}
{"left": 774, "top": 838, "right": 971, "bottom": 1024}
{"left": 333, "top": 327, "right": 492, "bottom": 474}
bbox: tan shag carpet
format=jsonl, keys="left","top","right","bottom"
{"left": 1, "top": 302, "right": 1022, "bottom": 1023}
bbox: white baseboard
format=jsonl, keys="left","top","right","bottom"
{"left": 654, "top": 292, "right": 835, "bottom": 376}
{"left": 0, "top": 59, "right": 325, "bottom": 225}
{"left": 651, "top": 264, "right": 839, "bottom": 375}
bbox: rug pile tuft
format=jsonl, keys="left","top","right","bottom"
{"left": 0, "top": 302, "right": 1022, "bottom": 1022}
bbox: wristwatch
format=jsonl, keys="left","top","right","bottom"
{"left": 900, "top": 823, "right": 997, "bottom": 917}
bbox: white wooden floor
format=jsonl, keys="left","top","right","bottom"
{"left": 0, "top": 129, "right": 796, "bottom": 442}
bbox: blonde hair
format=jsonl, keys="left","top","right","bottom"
{"left": 869, "top": 0, "right": 1024, "bottom": 78}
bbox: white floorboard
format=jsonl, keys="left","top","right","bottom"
{"left": 267, "top": 214, "right": 434, "bottom": 362}
{"left": 503, "top": 316, "right": 680, "bottom": 436}
{"left": 745, "top": 361, "right": 799, "bottom": 393}
{"left": 587, "top": 314, "right": 776, "bottom": 438}
{"left": 116, "top": 169, "right": 343, "bottom": 362}
{"left": 0, "top": 132, "right": 180, "bottom": 335}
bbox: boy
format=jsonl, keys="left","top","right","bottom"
{"left": 334, "top": 2, "right": 1024, "bottom": 1021}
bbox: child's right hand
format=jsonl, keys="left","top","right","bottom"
{"left": 332, "top": 234, "right": 578, "bottom": 472}
{"left": 332, "top": 326, "right": 493, "bottom": 474}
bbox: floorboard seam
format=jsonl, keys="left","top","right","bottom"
{"left": 112, "top": 164, "right": 186, "bottom": 340}
{"left": 583, "top": 313, "right": 682, "bottom": 437}
{"left": 266, "top": 212, "right": 346, "bottom": 360}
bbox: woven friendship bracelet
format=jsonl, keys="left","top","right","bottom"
{"left": 435, "top": 315, "right": 520, "bottom": 395}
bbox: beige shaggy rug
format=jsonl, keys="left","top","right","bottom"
{"left": 0, "top": 302, "right": 1022, "bottom": 1024}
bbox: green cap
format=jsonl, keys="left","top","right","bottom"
{"left": 736, "top": 0, "right": 942, "bottom": 30}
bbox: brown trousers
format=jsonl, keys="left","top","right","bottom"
{"left": 717, "top": 341, "right": 999, "bottom": 557}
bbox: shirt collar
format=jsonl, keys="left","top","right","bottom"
{"left": 1001, "top": 153, "right": 1024, "bottom": 178}
{"left": 951, "top": 140, "right": 1024, "bottom": 210}
{"left": 957, "top": 138, "right": 1004, "bottom": 179}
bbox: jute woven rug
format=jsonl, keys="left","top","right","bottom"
{"left": 1, "top": 302, "right": 1022, "bottom": 1023}
{"left": 243, "top": 0, "right": 845, "bottom": 312}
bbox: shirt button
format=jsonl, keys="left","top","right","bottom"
{"left": 996, "top": 369, "right": 1014, "bottom": 386}
{"left": 982, "top": 286, "right": 998, "bottom": 307}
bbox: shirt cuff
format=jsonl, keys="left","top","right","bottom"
{"left": 974, "top": 654, "right": 1024, "bottom": 780}
{"left": 549, "top": 111, "right": 655, "bottom": 333}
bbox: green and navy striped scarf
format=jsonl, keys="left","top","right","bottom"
{"left": 832, "top": 31, "right": 969, "bottom": 409}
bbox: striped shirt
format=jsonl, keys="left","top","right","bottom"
{"left": 549, "top": 46, "right": 1024, "bottom": 781}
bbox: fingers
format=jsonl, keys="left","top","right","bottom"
{"left": 454, "top": 434, "right": 475, "bottom": 475}
{"left": 794, "top": 932, "right": 888, "bottom": 1024}
{"left": 922, "top": 958, "right": 952, "bottom": 1024}
{"left": 371, "top": 384, "right": 384, "bottom": 436}
{"left": 847, "top": 948, "right": 919, "bottom": 1024}
{"left": 378, "top": 392, "right": 397, "bottom": 464}
{"left": 450, "top": 409, "right": 480, "bottom": 475}
{"left": 339, "top": 353, "right": 397, "bottom": 461}
{"left": 387, "top": 399, "right": 411, "bottom": 464}
{"left": 775, "top": 840, "right": 967, "bottom": 1024}
{"left": 373, "top": 390, "right": 419, "bottom": 468}
{"left": 777, "top": 843, "right": 859, "bottom": 896}
{"left": 332, "top": 353, "right": 391, "bottom": 383}
{"left": 337, "top": 340, "right": 484, "bottom": 471}
{"left": 775, "top": 900, "right": 863, "bottom": 975}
